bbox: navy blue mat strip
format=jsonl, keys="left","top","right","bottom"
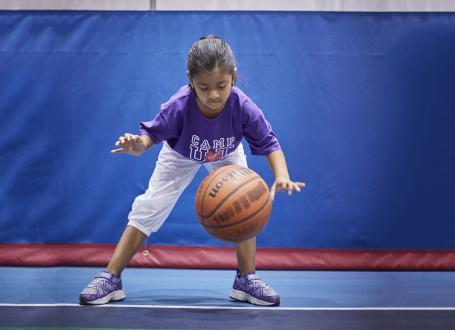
{"left": 2, "top": 306, "right": 455, "bottom": 330}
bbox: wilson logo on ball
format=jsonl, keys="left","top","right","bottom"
{"left": 208, "top": 167, "right": 254, "bottom": 198}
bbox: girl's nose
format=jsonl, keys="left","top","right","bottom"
{"left": 209, "top": 90, "right": 220, "bottom": 100}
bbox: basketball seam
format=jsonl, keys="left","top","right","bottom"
{"left": 203, "top": 194, "right": 271, "bottom": 229}
{"left": 198, "top": 165, "right": 242, "bottom": 220}
{"left": 202, "top": 176, "right": 261, "bottom": 220}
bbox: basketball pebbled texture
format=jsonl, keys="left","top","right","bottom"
{"left": 195, "top": 165, "right": 272, "bottom": 243}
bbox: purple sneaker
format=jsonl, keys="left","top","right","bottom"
{"left": 79, "top": 271, "right": 126, "bottom": 305}
{"left": 230, "top": 270, "right": 280, "bottom": 306}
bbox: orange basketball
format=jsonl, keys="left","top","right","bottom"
{"left": 195, "top": 165, "right": 272, "bottom": 243}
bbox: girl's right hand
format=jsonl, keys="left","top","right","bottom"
{"left": 111, "top": 133, "right": 147, "bottom": 156}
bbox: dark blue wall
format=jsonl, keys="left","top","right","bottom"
{"left": 1, "top": 12, "right": 455, "bottom": 248}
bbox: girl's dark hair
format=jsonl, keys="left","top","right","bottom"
{"left": 187, "top": 35, "right": 237, "bottom": 82}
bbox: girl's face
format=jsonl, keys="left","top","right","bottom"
{"left": 191, "top": 67, "right": 233, "bottom": 119}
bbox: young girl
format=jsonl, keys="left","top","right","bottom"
{"left": 79, "top": 36, "right": 304, "bottom": 307}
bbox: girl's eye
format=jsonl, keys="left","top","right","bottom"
{"left": 198, "top": 86, "right": 208, "bottom": 91}
{"left": 218, "top": 85, "right": 227, "bottom": 89}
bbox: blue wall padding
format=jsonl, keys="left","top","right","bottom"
{"left": 1, "top": 12, "right": 455, "bottom": 248}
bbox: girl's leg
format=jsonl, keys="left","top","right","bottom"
{"left": 106, "top": 225, "right": 147, "bottom": 277}
{"left": 80, "top": 143, "right": 200, "bottom": 305}
{"left": 107, "top": 143, "right": 200, "bottom": 277}
{"left": 236, "top": 237, "right": 256, "bottom": 275}
{"left": 207, "top": 145, "right": 279, "bottom": 306}
{"left": 232, "top": 235, "right": 280, "bottom": 306}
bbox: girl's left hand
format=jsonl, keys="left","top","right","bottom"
{"left": 270, "top": 178, "right": 305, "bottom": 201}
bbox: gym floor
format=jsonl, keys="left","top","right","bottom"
{"left": 1, "top": 267, "right": 455, "bottom": 329}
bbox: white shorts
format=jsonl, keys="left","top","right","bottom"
{"left": 127, "top": 142, "right": 248, "bottom": 236}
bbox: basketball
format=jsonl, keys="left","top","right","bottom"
{"left": 195, "top": 165, "right": 272, "bottom": 243}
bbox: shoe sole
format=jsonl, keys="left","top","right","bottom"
{"left": 80, "top": 289, "right": 126, "bottom": 305}
{"left": 230, "top": 289, "right": 280, "bottom": 306}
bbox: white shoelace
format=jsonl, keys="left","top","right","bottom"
{"left": 88, "top": 277, "right": 105, "bottom": 288}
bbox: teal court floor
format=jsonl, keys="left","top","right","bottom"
{"left": 1, "top": 267, "right": 455, "bottom": 329}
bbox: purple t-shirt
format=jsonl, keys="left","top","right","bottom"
{"left": 139, "top": 85, "right": 280, "bottom": 163}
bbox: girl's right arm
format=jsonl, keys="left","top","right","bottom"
{"left": 111, "top": 133, "right": 154, "bottom": 156}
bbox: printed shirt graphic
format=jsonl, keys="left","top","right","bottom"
{"left": 139, "top": 85, "right": 280, "bottom": 163}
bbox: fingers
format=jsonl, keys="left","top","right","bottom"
{"left": 276, "top": 180, "right": 292, "bottom": 194}
{"left": 111, "top": 147, "right": 125, "bottom": 154}
{"left": 272, "top": 180, "right": 306, "bottom": 199}
{"left": 291, "top": 181, "right": 306, "bottom": 193}
{"left": 286, "top": 181, "right": 306, "bottom": 195}
{"left": 118, "top": 133, "right": 137, "bottom": 145}
{"left": 270, "top": 183, "right": 276, "bottom": 201}
{"left": 111, "top": 133, "right": 139, "bottom": 154}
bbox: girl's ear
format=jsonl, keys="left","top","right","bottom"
{"left": 232, "top": 67, "right": 238, "bottom": 86}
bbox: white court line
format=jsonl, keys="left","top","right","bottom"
{"left": 1, "top": 303, "right": 455, "bottom": 311}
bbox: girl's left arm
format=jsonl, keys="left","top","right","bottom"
{"left": 266, "top": 149, "right": 305, "bottom": 200}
